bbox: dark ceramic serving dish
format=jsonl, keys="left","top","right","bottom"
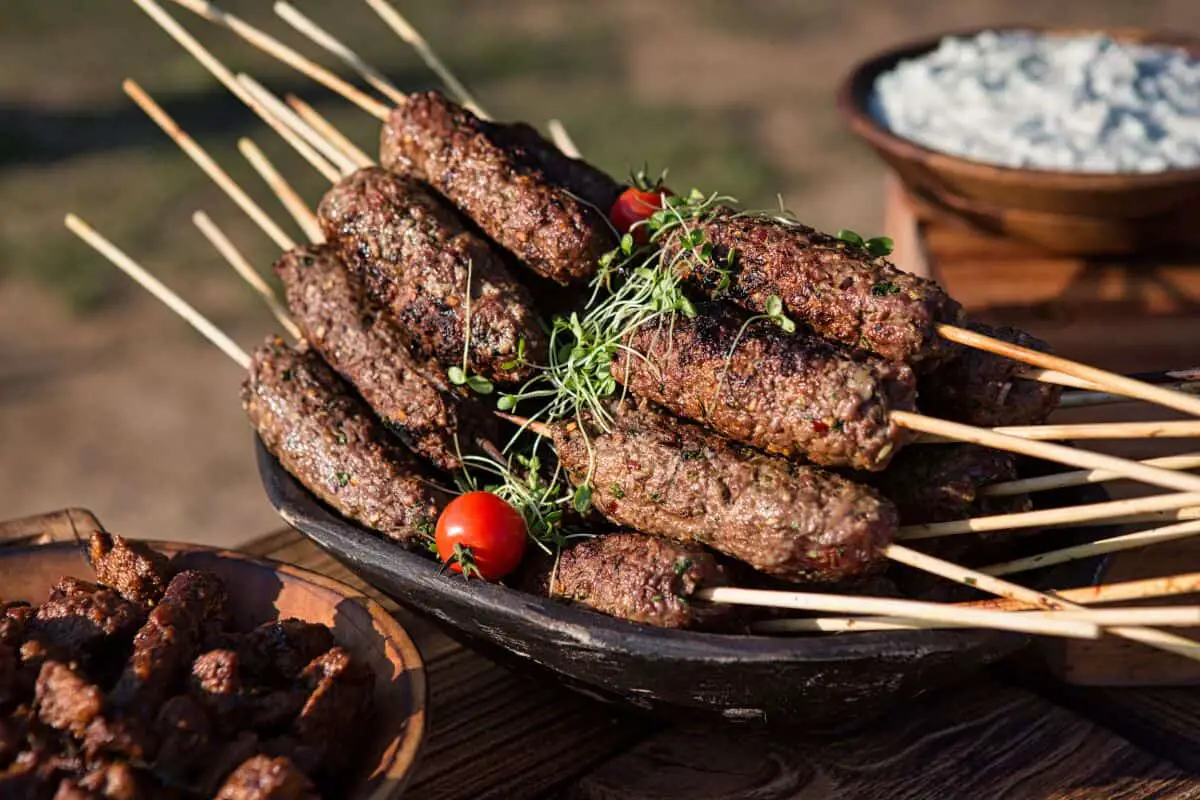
{"left": 257, "top": 438, "right": 1110, "bottom": 728}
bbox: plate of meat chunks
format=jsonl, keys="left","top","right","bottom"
{"left": 0, "top": 529, "right": 425, "bottom": 799}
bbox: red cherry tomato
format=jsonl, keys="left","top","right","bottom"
{"left": 435, "top": 491, "right": 527, "bottom": 580}
{"left": 609, "top": 186, "right": 673, "bottom": 244}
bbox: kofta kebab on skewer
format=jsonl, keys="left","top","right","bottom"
{"left": 61, "top": 1, "right": 1200, "bottom": 652}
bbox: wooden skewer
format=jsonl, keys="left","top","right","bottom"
{"left": 1049, "top": 507, "right": 1200, "bottom": 529}
{"left": 363, "top": 0, "right": 487, "bottom": 118}
{"left": 161, "top": 0, "right": 391, "bottom": 120}
{"left": 237, "top": 138, "right": 324, "bottom": 243}
{"left": 235, "top": 74, "right": 351, "bottom": 179}
{"left": 918, "top": 419, "right": 1200, "bottom": 444}
{"left": 1057, "top": 382, "right": 1200, "bottom": 410}
{"left": 274, "top": 1, "right": 407, "bottom": 107}
{"left": 123, "top": 79, "right": 297, "bottom": 252}
{"left": 883, "top": 542, "right": 1200, "bottom": 661}
{"left": 285, "top": 94, "right": 374, "bottom": 169}
{"left": 191, "top": 211, "right": 302, "bottom": 341}
{"left": 898, "top": 492, "right": 1200, "bottom": 540}
{"left": 547, "top": 120, "right": 582, "bottom": 159}
{"left": 754, "top": 606, "right": 1200, "bottom": 634}
{"left": 980, "top": 518, "right": 1200, "bottom": 577}
{"left": 983, "top": 452, "right": 1200, "bottom": 497}
{"left": 65, "top": 214, "right": 251, "bottom": 369}
{"left": 890, "top": 411, "right": 1200, "bottom": 496}
{"left": 938, "top": 324, "right": 1200, "bottom": 417}
{"left": 694, "top": 587, "right": 1100, "bottom": 639}
{"left": 760, "top": 571, "right": 1200, "bottom": 632}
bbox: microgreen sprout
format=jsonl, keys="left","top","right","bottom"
{"left": 714, "top": 295, "right": 795, "bottom": 401}
{"left": 835, "top": 229, "right": 894, "bottom": 258}
{"left": 447, "top": 256, "right": 494, "bottom": 395}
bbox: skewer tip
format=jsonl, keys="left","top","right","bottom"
{"left": 494, "top": 411, "right": 552, "bottom": 438}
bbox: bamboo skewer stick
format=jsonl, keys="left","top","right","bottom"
{"left": 694, "top": 588, "right": 1100, "bottom": 639}
{"left": 898, "top": 492, "right": 1200, "bottom": 540}
{"left": 363, "top": 0, "right": 487, "bottom": 118}
{"left": 274, "top": 1, "right": 407, "bottom": 107}
{"left": 938, "top": 324, "right": 1200, "bottom": 417}
{"left": 755, "top": 607, "right": 1200, "bottom": 634}
{"left": 1057, "top": 383, "right": 1200, "bottom": 409}
{"left": 980, "top": 518, "right": 1200, "bottom": 577}
{"left": 1047, "top": 507, "right": 1200, "bottom": 529}
{"left": 191, "top": 211, "right": 302, "bottom": 341}
{"left": 123, "top": 79, "right": 298, "bottom": 252}
{"left": 917, "top": 419, "right": 1200, "bottom": 444}
{"left": 285, "top": 94, "right": 374, "bottom": 168}
{"left": 65, "top": 215, "right": 251, "bottom": 369}
{"left": 235, "top": 74, "right": 352, "bottom": 179}
{"left": 237, "top": 138, "right": 324, "bottom": 243}
{"left": 882, "top": 542, "right": 1200, "bottom": 661}
{"left": 984, "top": 452, "right": 1200, "bottom": 497}
{"left": 547, "top": 120, "right": 582, "bottom": 158}
{"left": 890, "top": 411, "right": 1200, "bottom": 496}
{"left": 160, "top": 0, "right": 391, "bottom": 120}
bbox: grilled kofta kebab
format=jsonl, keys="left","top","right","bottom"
{"left": 509, "top": 400, "right": 899, "bottom": 583}
{"left": 611, "top": 304, "right": 918, "bottom": 471}
{"left": 242, "top": 336, "right": 451, "bottom": 543}
{"left": 380, "top": 91, "right": 621, "bottom": 286}
{"left": 317, "top": 167, "right": 549, "bottom": 385}
{"left": 273, "top": 243, "right": 498, "bottom": 472}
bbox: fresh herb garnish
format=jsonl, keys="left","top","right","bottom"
{"left": 447, "top": 257, "right": 494, "bottom": 395}
{"left": 334, "top": 471, "right": 351, "bottom": 487}
{"left": 836, "top": 229, "right": 894, "bottom": 257}
{"left": 870, "top": 281, "right": 902, "bottom": 297}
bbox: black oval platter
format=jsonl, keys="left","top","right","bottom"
{"left": 257, "top": 437, "right": 1110, "bottom": 728}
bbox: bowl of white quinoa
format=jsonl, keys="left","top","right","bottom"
{"left": 838, "top": 27, "right": 1200, "bottom": 253}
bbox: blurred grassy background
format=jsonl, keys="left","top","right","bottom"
{"left": 3, "top": 0, "right": 1199, "bottom": 545}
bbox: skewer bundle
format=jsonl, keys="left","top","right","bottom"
{"left": 62, "top": 0, "right": 1200, "bottom": 659}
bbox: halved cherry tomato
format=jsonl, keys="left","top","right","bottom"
{"left": 609, "top": 186, "right": 673, "bottom": 244}
{"left": 435, "top": 491, "right": 527, "bottom": 580}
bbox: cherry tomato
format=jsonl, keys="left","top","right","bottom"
{"left": 435, "top": 491, "right": 527, "bottom": 580}
{"left": 609, "top": 186, "right": 673, "bottom": 244}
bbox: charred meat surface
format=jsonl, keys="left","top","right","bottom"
{"left": 317, "top": 167, "right": 548, "bottom": 384}
{"left": 551, "top": 402, "right": 898, "bottom": 582}
{"left": 28, "top": 582, "right": 143, "bottom": 663}
{"left": 380, "top": 91, "right": 617, "bottom": 286}
{"left": 241, "top": 337, "right": 450, "bottom": 545}
{"left": 110, "top": 570, "right": 226, "bottom": 715}
{"left": 273, "top": 244, "right": 499, "bottom": 471}
{"left": 613, "top": 305, "right": 917, "bottom": 470}
{"left": 88, "top": 533, "right": 171, "bottom": 609}
{"left": 286, "top": 648, "right": 374, "bottom": 777}
{"left": 872, "top": 445, "right": 1031, "bottom": 526}
{"left": 918, "top": 322, "right": 1063, "bottom": 427}
{"left": 236, "top": 621, "right": 335, "bottom": 683}
{"left": 664, "top": 207, "right": 963, "bottom": 364}
{"left": 552, "top": 533, "right": 727, "bottom": 629}
{"left": 34, "top": 663, "right": 102, "bottom": 737}
{"left": 213, "top": 755, "right": 319, "bottom": 800}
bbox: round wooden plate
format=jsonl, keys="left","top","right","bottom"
{"left": 0, "top": 538, "right": 427, "bottom": 800}
{"left": 256, "top": 437, "right": 1111, "bottom": 729}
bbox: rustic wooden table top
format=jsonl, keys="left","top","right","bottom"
{"left": 8, "top": 178, "right": 1200, "bottom": 798}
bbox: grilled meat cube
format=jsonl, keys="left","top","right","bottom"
{"left": 1, "top": 603, "right": 36, "bottom": 649}
{"left": 612, "top": 305, "right": 917, "bottom": 470}
{"left": 549, "top": 402, "right": 898, "bottom": 582}
{"left": 34, "top": 662, "right": 102, "bottom": 738}
{"left": 80, "top": 717, "right": 153, "bottom": 764}
{"left": 273, "top": 244, "right": 498, "bottom": 471}
{"left": 547, "top": 533, "right": 728, "bottom": 629}
{"left": 317, "top": 167, "right": 548, "bottom": 384}
{"left": 236, "top": 621, "right": 334, "bottom": 683}
{"left": 242, "top": 337, "right": 450, "bottom": 544}
{"left": 918, "top": 322, "right": 1063, "bottom": 427}
{"left": 152, "top": 695, "right": 212, "bottom": 787}
{"left": 28, "top": 581, "right": 143, "bottom": 663}
{"left": 213, "top": 755, "right": 318, "bottom": 800}
{"left": 284, "top": 647, "right": 374, "bottom": 776}
{"left": 188, "top": 650, "right": 242, "bottom": 730}
{"left": 872, "top": 445, "right": 1031, "bottom": 526}
{"left": 663, "top": 207, "right": 963, "bottom": 364}
{"left": 74, "top": 762, "right": 144, "bottom": 800}
{"left": 88, "top": 533, "right": 171, "bottom": 609}
{"left": 110, "top": 570, "right": 226, "bottom": 717}
{"left": 196, "top": 731, "right": 261, "bottom": 797}
{"left": 380, "top": 90, "right": 618, "bottom": 285}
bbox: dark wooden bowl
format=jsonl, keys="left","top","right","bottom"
{"left": 0, "top": 537, "right": 427, "bottom": 800}
{"left": 256, "top": 438, "right": 1111, "bottom": 729}
{"left": 837, "top": 26, "right": 1200, "bottom": 254}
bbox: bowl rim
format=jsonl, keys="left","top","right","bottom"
{"left": 0, "top": 538, "right": 427, "bottom": 800}
{"left": 836, "top": 23, "right": 1200, "bottom": 188}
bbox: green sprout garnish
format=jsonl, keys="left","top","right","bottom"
{"left": 836, "top": 229, "right": 894, "bottom": 258}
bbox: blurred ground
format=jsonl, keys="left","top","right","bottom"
{"left": 3, "top": 0, "right": 1200, "bottom": 547}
